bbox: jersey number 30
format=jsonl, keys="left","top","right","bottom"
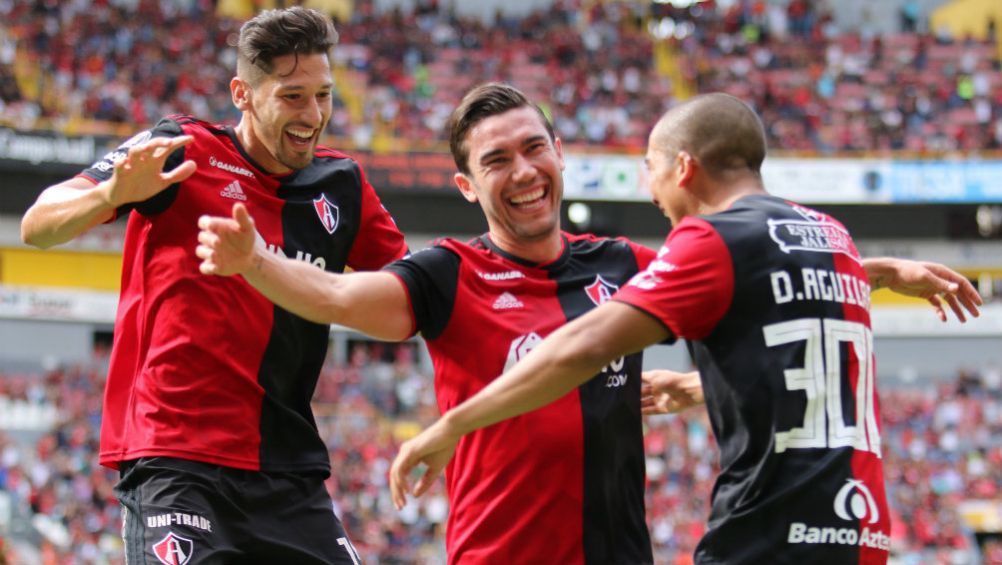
{"left": 764, "top": 318, "right": 881, "bottom": 456}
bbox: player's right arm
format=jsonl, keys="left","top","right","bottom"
{"left": 197, "top": 203, "right": 413, "bottom": 341}
{"left": 21, "top": 136, "right": 196, "bottom": 249}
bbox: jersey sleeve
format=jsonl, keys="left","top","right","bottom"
{"left": 382, "top": 246, "right": 460, "bottom": 340}
{"left": 346, "top": 165, "right": 409, "bottom": 271}
{"left": 78, "top": 117, "right": 187, "bottom": 218}
{"left": 612, "top": 218, "right": 735, "bottom": 341}
{"left": 618, "top": 236, "right": 658, "bottom": 271}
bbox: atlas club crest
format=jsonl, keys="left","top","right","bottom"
{"left": 313, "top": 194, "right": 340, "bottom": 234}
{"left": 153, "top": 532, "right": 194, "bottom": 565}
{"left": 585, "top": 274, "right": 619, "bottom": 306}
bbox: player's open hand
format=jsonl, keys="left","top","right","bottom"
{"left": 389, "top": 420, "right": 460, "bottom": 510}
{"left": 196, "top": 203, "right": 260, "bottom": 276}
{"left": 868, "top": 259, "right": 983, "bottom": 322}
{"left": 102, "top": 135, "right": 196, "bottom": 207}
{"left": 641, "top": 370, "right": 704, "bottom": 415}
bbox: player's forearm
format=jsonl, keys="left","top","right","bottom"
{"left": 241, "top": 248, "right": 346, "bottom": 325}
{"left": 860, "top": 257, "right": 896, "bottom": 290}
{"left": 21, "top": 181, "right": 116, "bottom": 249}
{"left": 239, "top": 250, "right": 411, "bottom": 340}
{"left": 442, "top": 316, "right": 611, "bottom": 436}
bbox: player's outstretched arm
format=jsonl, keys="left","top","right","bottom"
{"left": 197, "top": 203, "right": 413, "bottom": 341}
{"left": 21, "top": 136, "right": 196, "bottom": 249}
{"left": 641, "top": 370, "right": 703, "bottom": 415}
{"left": 389, "top": 301, "right": 671, "bottom": 508}
{"left": 862, "top": 257, "right": 983, "bottom": 322}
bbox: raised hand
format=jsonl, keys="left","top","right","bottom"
{"left": 197, "top": 203, "right": 260, "bottom": 276}
{"left": 641, "top": 370, "right": 703, "bottom": 416}
{"left": 102, "top": 136, "right": 196, "bottom": 207}
{"left": 866, "top": 258, "right": 983, "bottom": 322}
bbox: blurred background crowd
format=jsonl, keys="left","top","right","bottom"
{"left": 1, "top": 0, "right": 1001, "bottom": 563}
{"left": 1, "top": 345, "right": 1001, "bottom": 564}
{"left": 1, "top": 0, "right": 1000, "bottom": 154}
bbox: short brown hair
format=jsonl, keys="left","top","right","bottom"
{"left": 237, "top": 7, "right": 339, "bottom": 85}
{"left": 448, "top": 83, "right": 555, "bottom": 174}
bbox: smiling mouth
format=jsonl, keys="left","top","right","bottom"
{"left": 509, "top": 187, "right": 547, "bottom": 208}
{"left": 285, "top": 127, "right": 316, "bottom": 148}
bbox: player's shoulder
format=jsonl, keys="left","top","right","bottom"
{"left": 301, "top": 145, "right": 367, "bottom": 181}
{"left": 313, "top": 145, "right": 360, "bottom": 165}
{"left": 153, "top": 114, "right": 226, "bottom": 137}
{"left": 564, "top": 230, "right": 645, "bottom": 256}
{"left": 425, "top": 236, "right": 477, "bottom": 256}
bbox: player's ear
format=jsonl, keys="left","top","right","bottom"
{"left": 677, "top": 151, "right": 697, "bottom": 188}
{"left": 454, "top": 173, "right": 478, "bottom": 203}
{"left": 554, "top": 137, "right": 565, "bottom": 171}
{"left": 231, "top": 77, "right": 251, "bottom": 111}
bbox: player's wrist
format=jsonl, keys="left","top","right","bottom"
{"left": 95, "top": 179, "right": 121, "bottom": 209}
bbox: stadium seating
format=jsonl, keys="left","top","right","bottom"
{"left": 1, "top": 343, "right": 999, "bottom": 563}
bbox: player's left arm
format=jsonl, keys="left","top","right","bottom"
{"left": 638, "top": 257, "right": 987, "bottom": 418}
{"left": 861, "top": 257, "right": 982, "bottom": 322}
{"left": 389, "top": 301, "right": 671, "bottom": 507}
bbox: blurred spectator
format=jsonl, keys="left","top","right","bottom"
{"left": 1, "top": 1, "right": 999, "bottom": 154}
{"left": 2, "top": 344, "right": 1001, "bottom": 563}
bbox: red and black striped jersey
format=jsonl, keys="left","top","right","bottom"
{"left": 615, "top": 194, "right": 889, "bottom": 565}
{"left": 386, "top": 233, "right": 658, "bottom": 565}
{"left": 81, "top": 116, "right": 408, "bottom": 474}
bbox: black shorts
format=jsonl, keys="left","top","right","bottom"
{"left": 115, "top": 457, "right": 361, "bottom": 565}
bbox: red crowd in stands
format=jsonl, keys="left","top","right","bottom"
{"left": 1, "top": 0, "right": 999, "bottom": 154}
{"left": 1, "top": 343, "right": 1001, "bottom": 564}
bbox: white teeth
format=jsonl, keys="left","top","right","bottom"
{"left": 287, "top": 129, "right": 314, "bottom": 139}
{"left": 510, "top": 188, "right": 545, "bottom": 204}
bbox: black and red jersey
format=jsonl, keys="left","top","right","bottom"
{"left": 615, "top": 194, "right": 889, "bottom": 565}
{"left": 386, "top": 233, "right": 657, "bottom": 565}
{"left": 80, "top": 116, "right": 408, "bottom": 474}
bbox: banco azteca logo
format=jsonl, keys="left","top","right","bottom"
{"left": 833, "top": 479, "right": 880, "bottom": 524}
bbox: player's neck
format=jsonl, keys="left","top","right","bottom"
{"left": 488, "top": 230, "right": 563, "bottom": 265}
{"left": 700, "top": 179, "right": 768, "bottom": 215}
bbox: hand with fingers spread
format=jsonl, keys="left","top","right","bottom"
{"left": 389, "top": 420, "right": 460, "bottom": 511}
{"left": 196, "top": 203, "right": 260, "bottom": 277}
{"left": 641, "top": 370, "right": 704, "bottom": 416}
{"left": 866, "top": 258, "right": 983, "bottom": 322}
{"left": 101, "top": 136, "right": 197, "bottom": 207}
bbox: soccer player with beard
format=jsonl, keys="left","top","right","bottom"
{"left": 21, "top": 8, "right": 406, "bottom": 563}
{"left": 197, "top": 83, "right": 978, "bottom": 565}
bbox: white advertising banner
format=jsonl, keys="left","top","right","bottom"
{"left": 561, "top": 153, "right": 1002, "bottom": 204}
{"left": 0, "top": 286, "right": 118, "bottom": 324}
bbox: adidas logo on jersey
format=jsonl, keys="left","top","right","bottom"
{"left": 493, "top": 292, "right": 524, "bottom": 310}
{"left": 220, "top": 180, "right": 247, "bottom": 201}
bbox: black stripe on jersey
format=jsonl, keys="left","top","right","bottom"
{"left": 255, "top": 152, "right": 374, "bottom": 474}
{"left": 383, "top": 247, "right": 461, "bottom": 340}
{"left": 549, "top": 237, "right": 654, "bottom": 565}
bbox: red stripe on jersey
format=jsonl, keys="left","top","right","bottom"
{"left": 831, "top": 250, "right": 891, "bottom": 564}
{"left": 429, "top": 252, "right": 585, "bottom": 565}
{"left": 612, "top": 217, "right": 734, "bottom": 340}
{"left": 346, "top": 164, "right": 409, "bottom": 269}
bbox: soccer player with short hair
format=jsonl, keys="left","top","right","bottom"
{"left": 198, "top": 83, "right": 978, "bottom": 565}
{"left": 389, "top": 93, "right": 983, "bottom": 565}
